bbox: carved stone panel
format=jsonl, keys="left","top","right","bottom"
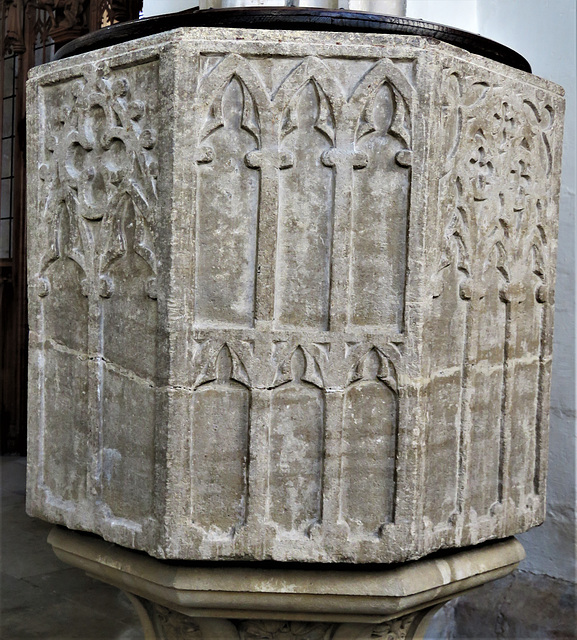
{"left": 350, "top": 80, "right": 411, "bottom": 332}
{"left": 269, "top": 346, "right": 324, "bottom": 533}
{"left": 194, "top": 77, "right": 260, "bottom": 328}
{"left": 27, "top": 28, "right": 564, "bottom": 562}
{"left": 341, "top": 348, "right": 398, "bottom": 533}
{"left": 191, "top": 345, "right": 250, "bottom": 533}
{"left": 137, "top": 606, "right": 427, "bottom": 640}
{"left": 276, "top": 79, "right": 334, "bottom": 330}
{"left": 28, "top": 57, "right": 160, "bottom": 543}
{"left": 422, "top": 61, "right": 563, "bottom": 547}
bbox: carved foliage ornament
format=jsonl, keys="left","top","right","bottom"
{"left": 431, "top": 65, "right": 559, "bottom": 518}
{"left": 38, "top": 63, "right": 158, "bottom": 300}
{"left": 436, "top": 67, "right": 555, "bottom": 300}
{"left": 240, "top": 621, "right": 331, "bottom": 640}
{"left": 142, "top": 609, "right": 420, "bottom": 640}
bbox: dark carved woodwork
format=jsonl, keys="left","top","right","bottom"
{"left": 36, "top": 1, "right": 89, "bottom": 45}
{"left": 4, "top": 0, "right": 26, "bottom": 53}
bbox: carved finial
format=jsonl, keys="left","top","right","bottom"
{"left": 290, "top": 347, "right": 306, "bottom": 383}
{"left": 145, "top": 277, "right": 158, "bottom": 300}
{"left": 98, "top": 275, "right": 114, "bottom": 298}
{"left": 361, "top": 348, "right": 380, "bottom": 381}
{"left": 216, "top": 345, "right": 234, "bottom": 384}
{"left": 36, "top": 277, "right": 50, "bottom": 298}
{"left": 128, "top": 101, "right": 145, "bottom": 122}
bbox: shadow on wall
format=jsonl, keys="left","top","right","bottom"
{"left": 426, "top": 573, "right": 576, "bottom": 639}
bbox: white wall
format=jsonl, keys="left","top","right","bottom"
{"left": 142, "top": 0, "right": 197, "bottom": 16}
{"left": 143, "top": 0, "right": 407, "bottom": 14}
{"left": 406, "top": 0, "right": 478, "bottom": 32}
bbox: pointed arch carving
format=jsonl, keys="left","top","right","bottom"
{"left": 273, "top": 57, "right": 342, "bottom": 330}
{"left": 350, "top": 57, "right": 414, "bottom": 148}
{"left": 195, "top": 53, "right": 270, "bottom": 133}
{"left": 269, "top": 345, "right": 325, "bottom": 534}
{"left": 341, "top": 347, "right": 399, "bottom": 532}
{"left": 193, "top": 342, "right": 251, "bottom": 389}
{"left": 273, "top": 55, "right": 345, "bottom": 119}
{"left": 347, "top": 60, "right": 414, "bottom": 331}
{"left": 191, "top": 343, "right": 251, "bottom": 534}
{"left": 193, "top": 54, "right": 269, "bottom": 328}
{"left": 271, "top": 344, "right": 324, "bottom": 389}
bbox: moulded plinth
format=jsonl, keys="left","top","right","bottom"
{"left": 48, "top": 527, "right": 525, "bottom": 639}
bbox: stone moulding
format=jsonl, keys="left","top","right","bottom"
{"left": 26, "top": 27, "right": 565, "bottom": 563}
{"left": 48, "top": 527, "right": 525, "bottom": 623}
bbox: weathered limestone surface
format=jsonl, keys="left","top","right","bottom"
{"left": 26, "top": 28, "right": 565, "bottom": 562}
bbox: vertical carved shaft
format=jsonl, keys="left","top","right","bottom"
{"left": 87, "top": 282, "right": 103, "bottom": 501}
{"left": 424, "top": 266, "right": 466, "bottom": 524}
{"left": 455, "top": 292, "right": 473, "bottom": 518}
{"left": 497, "top": 294, "right": 512, "bottom": 504}
{"left": 463, "top": 277, "right": 506, "bottom": 516}
{"left": 322, "top": 145, "right": 366, "bottom": 332}
{"left": 499, "top": 282, "right": 541, "bottom": 507}
{"left": 245, "top": 146, "right": 293, "bottom": 325}
{"left": 533, "top": 291, "right": 548, "bottom": 495}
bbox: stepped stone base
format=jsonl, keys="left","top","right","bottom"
{"left": 48, "top": 528, "right": 525, "bottom": 639}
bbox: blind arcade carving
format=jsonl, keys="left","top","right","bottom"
{"left": 424, "top": 62, "right": 562, "bottom": 546}
{"left": 26, "top": 30, "right": 564, "bottom": 563}
{"left": 192, "top": 53, "right": 414, "bottom": 333}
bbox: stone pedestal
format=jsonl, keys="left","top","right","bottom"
{"left": 27, "top": 27, "right": 565, "bottom": 564}
{"left": 48, "top": 527, "right": 524, "bottom": 639}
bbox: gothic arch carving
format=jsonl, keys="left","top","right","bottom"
{"left": 191, "top": 344, "right": 251, "bottom": 534}
{"left": 269, "top": 346, "right": 325, "bottom": 534}
{"left": 342, "top": 348, "right": 398, "bottom": 532}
